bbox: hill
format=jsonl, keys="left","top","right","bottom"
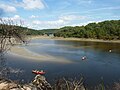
{"left": 54, "top": 20, "right": 120, "bottom": 40}
{"left": 38, "top": 29, "right": 60, "bottom": 35}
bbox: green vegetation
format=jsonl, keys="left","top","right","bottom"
{"left": 0, "top": 23, "right": 28, "bottom": 53}
{"left": 1, "top": 20, "right": 120, "bottom": 40}
{"left": 54, "top": 20, "right": 120, "bottom": 40}
{"left": 27, "top": 29, "right": 43, "bottom": 35}
{"left": 0, "top": 24, "right": 43, "bottom": 36}
{"left": 39, "top": 29, "right": 59, "bottom": 34}
{"left": 0, "top": 25, "right": 59, "bottom": 36}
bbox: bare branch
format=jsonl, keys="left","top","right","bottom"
{"left": 0, "top": 18, "right": 28, "bottom": 53}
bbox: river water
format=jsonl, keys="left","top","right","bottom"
{"left": 5, "top": 39, "right": 120, "bottom": 88}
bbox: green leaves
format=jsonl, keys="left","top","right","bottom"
{"left": 54, "top": 20, "right": 120, "bottom": 40}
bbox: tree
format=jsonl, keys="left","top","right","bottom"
{"left": 0, "top": 18, "right": 27, "bottom": 53}
{"left": 0, "top": 18, "right": 28, "bottom": 78}
{"left": 54, "top": 20, "right": 120, "bottom": 40}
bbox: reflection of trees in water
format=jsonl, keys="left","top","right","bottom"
{"left": 55, "top": 40, "right": 120, "bottom": 53}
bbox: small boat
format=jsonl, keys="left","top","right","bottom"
{"left": 32, "top": 70, "right": 45, "bottom": 75}
{"left": 82, "top": 56, "right": 86, "bottom": 60}
{"left": 109, "top": 49, "right": 112, "bottom": 52}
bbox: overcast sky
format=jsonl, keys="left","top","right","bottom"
{"left": 0, "top": 0, "right": 120, "bottom": 29}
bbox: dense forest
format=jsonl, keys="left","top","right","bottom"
{"left": 1, "top": 20, "right": 120, "bottom": 40}
{"left": 27, "top": 28, "right": 43, "bottom": 35}
{"left": 0, "top": 24, "right": 43, "bottom": 36}
{"left": 39, "top": 29, "right": 59, "bottom": 34}
{"left": 54, "top": 20, "right": 120, "bottom": 40}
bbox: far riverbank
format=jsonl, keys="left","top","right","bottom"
{"left": 29, "top": 35, "right": 120, "bottom": 43}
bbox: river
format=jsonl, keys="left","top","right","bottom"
{"left": 4, "top": 39, "right": 120, "bottom": 88}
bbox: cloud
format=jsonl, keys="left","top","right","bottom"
{"left": 32, "top": 19, "right": 68, "bottom": 29}
{"left": 85, "top": 6, "right": 120, "bottom": 13}
{"left": 31, "top": 15, "right": 87, "bottom": 29}
{"left": 33, "top": 19, "right": 66, "bottom": 25}
{"left": 0, "top": 4, "right": 16, "bottom": 13}
{"left": 77, "top": 0, "right": 92, "bottom": 4}
{"left": 30, "top": 15, "right": 39, "bottom": 18}
{"left": 65, "top": 20, "right": 102, "bottom": 27}
{"left": 16, "top": 0, "right": 45, "bottom": 10}
{"left": 2, "top": 15, "right": 21, "bottom": 21}
{"left": 0, "top": 15, "right": 64, "bottom": 29}
{"left": 59, "top": 15, "right": 86, "bottom": 21}
{"left": 64, "top": 6, "right": 120, "bottom": 15}
{"left": 0, "top": 13, "right": 91, "bottom": 29}
{"left": 12, "top": 15, "right": 21, "bottom": 20}
{"left": 1, "top": 15, "right": 25, "bottom": 26}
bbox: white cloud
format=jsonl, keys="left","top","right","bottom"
{"left": 30, "top": 15, "right": 39, "bottom": 18}
{"left": 0, "top": 13, "right": 65, "bottom": 29}
{"left": 0, "top": 14, "right": 88, "bottom": 29}
{"left": 59, "top": 15, "right": 86, "bottom": 21}
{"left": 77, "top": 0, "right": 92, "bottom": 4}
{"left": 19, "top": 0, "right": 45, "bottom": 10}
{"left": 12, "top": 15, "right": 21, "bottom": 20}
{"left": 2, "top": 15, "right": 20, "bottom": 21}
{"left": 87, "top": 6, "right": 120, "bottom": 12}
{"left": 1, "top": 15, "right": 25, "bottom": 26}
{"left": 0, "top": 4, "right": 16, "bottom": 13}
{"left": 64, "top": 20, "right": 101, "bottom": 27}
{"left": 64, "top": 6, "right": 120, "bottom": 15}
{"left": 32, "top": 19, "right": 68, "bottom": 29}
{"left": 31, "top": 15, "right": 87, "bottom": 29}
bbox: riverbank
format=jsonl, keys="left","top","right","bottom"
{"left": 54, "top": 37, "right": 120, "bottom": 43}
{"left": 0, "top": 75, "right": 120, "bottom": 90}
{"left": 0, "top": 74, "right": 52, "bottom": 90}
{"left": 29, "top": 35, "right": 120, "bottom": 43}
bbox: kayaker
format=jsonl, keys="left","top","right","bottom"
{"left": 32, "top": 70, "right": 45, "bottom": 75}
{"left": 82, "top": 56, "right": 86, "bottom": 60}
{"left": 109, "top": 49, "right": 112, "bottom": 52}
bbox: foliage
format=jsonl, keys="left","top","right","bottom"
{"left": 54, "top": 20, "right": 120, "bottom": 40}
{"left": 26, "top": 29, "right": 60, "bottom": 36}
{"left": 26, "top": 29, "right": 43, "bottom": 35}
{"left": 39, "top": 29, "right": 60, "bottom": 34}
{"left": 0, "top": 19, "right": 28, "bottom": 53}
{"left": 0, "top": 19, "right": 28, "bottom": 79}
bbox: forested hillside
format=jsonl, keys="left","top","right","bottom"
{"left": 39, "top": 29, "right": 59, "bottom": 35}
{"left": 27, "top": 29, "right": 43, "bottom": 35}
{"left": 0, "top": 24, "right": 43, "bottom": 36}
{"left": 1, "top": 20, "right": 120, "bottom": 40}
{"left": 54, "top": 20, "right": 120, "bottom": 40}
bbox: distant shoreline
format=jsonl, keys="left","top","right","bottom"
{"left": 29, "top": 35, "right": 120, "bottom": 43}
{"left": 53, "top": 37, "right": 120, "bottom": 43}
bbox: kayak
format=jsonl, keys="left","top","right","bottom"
{"left": 82, "top": 56, "right": 86, "bottom": 60}
{"left": 32, "top": 70, "right": 45, "bottom": 75}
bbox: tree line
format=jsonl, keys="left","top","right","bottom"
{"left": 54, "top": 20, "right": 120, "bottom": 40}
{"left": 1, "top": 20, "right": 120, "bottom": 40}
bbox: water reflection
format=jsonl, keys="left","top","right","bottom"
{"left": 5, "top": 39, "right": 120, "bottom": 87}
{"left": 54, "top": 40, "right": 120, "bottom": 53}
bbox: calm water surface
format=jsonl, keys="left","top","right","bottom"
{"left": 5, "top": 39, "right": 120, "bottom": 87}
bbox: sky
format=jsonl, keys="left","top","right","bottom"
{"left": 0, "top": 0, "right": 120, "bottom": 30}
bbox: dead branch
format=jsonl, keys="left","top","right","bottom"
{"left": 0, "top": 18, "right": 28, "bottom": 53}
